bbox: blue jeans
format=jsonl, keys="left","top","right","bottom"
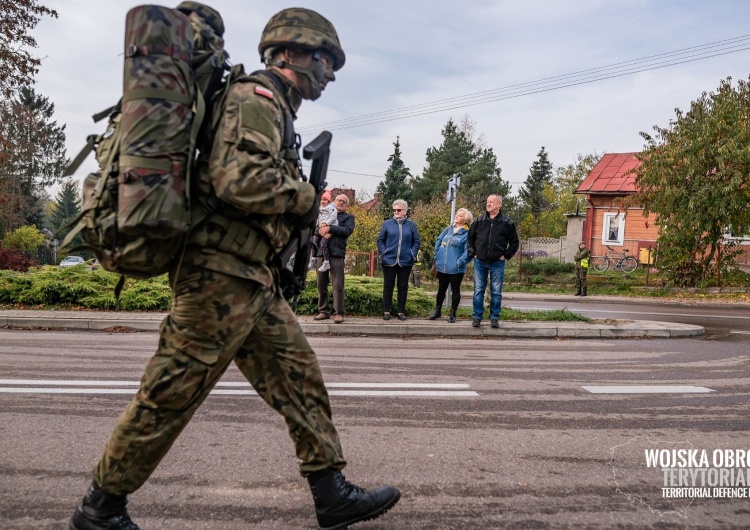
{"left": 473, "top": 258, "right": 506, "bottom": 320}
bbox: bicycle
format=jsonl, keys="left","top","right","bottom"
{"left": 592, "top": 246, "right": 638, "bottom": 273}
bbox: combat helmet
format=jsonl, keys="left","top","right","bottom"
{"left": 176, "top": 1, "right": 225, "bottom": 37}
{"left": 259, "top": 8, "right": 345, "bottom": 71}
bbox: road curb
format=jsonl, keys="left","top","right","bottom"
{"left": 0, "top": 313, "right": 704, "bottom": 338}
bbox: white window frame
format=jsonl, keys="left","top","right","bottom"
{"left": 602, "top": 212, "right": 625, "bottom": 246}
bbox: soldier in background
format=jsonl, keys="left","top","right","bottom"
{"left": 574, "top": 241, "right": 591, "bottom": 296}
{"left": 410, "top": 248, "right": 424, "bottom": 287}
{"left": 69, "top": 6, "right": 400, "bottom": 530}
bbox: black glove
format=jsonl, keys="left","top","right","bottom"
{"left": 295, "top": 196, "right": 321, "bottom": 227}
{"left": 279, "top": 266, "right": 301, "bottom": 300}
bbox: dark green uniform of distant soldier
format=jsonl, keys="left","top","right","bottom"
{"left": 69, "top": 5, "right": 400, "bottom": 530}
{"left": 410, "top": 249, "right": 424, "bottom": 287}
{"left": 574, "top": 242, "right": 591, "bottom": 297}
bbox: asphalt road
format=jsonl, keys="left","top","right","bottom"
{"left": 500, "top": 295, "right": 750, "bottom": 338}
{"left": 1, "top": 325, "right": 749, "bottom": 529}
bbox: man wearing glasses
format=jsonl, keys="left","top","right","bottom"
{"left": 314, "top": 194, "right": 355, "bottom": 323}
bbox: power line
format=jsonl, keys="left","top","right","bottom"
{"left": 297, "top": 35, "right": 750, "bottom": 134}
{"left": 64, "top": 36, "right": 748, "bottom": 184}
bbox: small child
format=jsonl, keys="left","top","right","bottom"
{"left": 309, "top": 190, "right": 338, "bottom": 272}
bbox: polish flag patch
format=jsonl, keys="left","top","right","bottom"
{"left": 254, "top": 86, "right": 274, "bottom": 100}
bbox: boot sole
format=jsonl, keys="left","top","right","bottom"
{"left": 320, "top": 489, "right": 401, "bottom": 530}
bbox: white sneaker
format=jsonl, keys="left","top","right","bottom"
{"left": 308, "top": 259, "right": 316, "bottom": 270}
{"left": 318, "top": 260, "right": 330, "bottom": 272}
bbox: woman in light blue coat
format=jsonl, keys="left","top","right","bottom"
{"left": 429, "top": 208, "right": 473, "bottom": 323}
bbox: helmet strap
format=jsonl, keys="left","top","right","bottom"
{"left": 268, "top": 50, "right": 327, "bottom": 101}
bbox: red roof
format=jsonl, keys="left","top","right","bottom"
{"left": 576, "top": 152, "right": 641, "bottom": 194}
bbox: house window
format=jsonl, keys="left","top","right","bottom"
{"left": 602, "top": 213, "right": 625, "bottom": 245}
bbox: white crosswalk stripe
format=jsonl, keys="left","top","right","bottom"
{"left": 0, "top": 379, "right": 478, "bottom": 397}
{"left": 582, "top": 385, "right": 715, "bottom": 393}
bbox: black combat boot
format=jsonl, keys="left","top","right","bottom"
{"left": 308, "top": 470, "right": 400, "bottom": 530}
{"left": 69, "top": 481, "right": 140, "bottom": 530}
{"left": 448, "top": 310, "right": 457, "bottom": 323}
{"left": 427, "top": 306, "right": 442, "bottom": 320}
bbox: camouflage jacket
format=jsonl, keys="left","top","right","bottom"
{"left": 187, "top": 67, "right": 316, "bottom": 287}
{"left": 574, "top": 247, "right": 591, "bottom": 268}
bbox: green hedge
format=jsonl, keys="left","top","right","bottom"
{"left": 0, "top": 266, "right": 435, "bottom": 316}
{"left": 522, "top": 258, "right": 575, "bottom": 276}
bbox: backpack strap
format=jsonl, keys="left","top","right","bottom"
{"left": 250, "top": 69, "right": 300, "bottom": 162}
{"left": 166, "top": 81, "right": 207, "bottom": 291}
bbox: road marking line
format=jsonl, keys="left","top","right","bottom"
{"left": 0, "top": 379, "right": 470, "bottom": 389}
{"left": 730, "top": 330, "right": 750, "bottom": 334}
{"left": 0, "top": 387, "right": 478, "bottom": 397}
{"left": 511, "top": 306, "right": 750, "bottom": 320}
{"left": 582, "top": 385, "right": 715, "bottom": 394}
{"left": 0, "top": 378, "right": 478, "bottom": 397}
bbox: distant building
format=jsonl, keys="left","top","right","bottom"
{"left": 329, "top": 188, "right": 355, "bottom": 204}
{"left": 360, "top": 196, "right": 380, "bottom": 213}
{"left": 575, "top": 153, "right": 658, "bottom": 263}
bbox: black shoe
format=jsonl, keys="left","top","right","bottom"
{"left": 574, "top": 292, "right": 581, "bottom": 296}
{"left": 308, "top": 470, "right": 400, "bottom": 530}
{"left": 490, "top": 319, "right": 500, "bottom": 329}
{"left": 383, "top": 312, "right": 391, "bottom": 320}
{"left": 580, "top": 293, "right": 587, "bottom": 297}
{"left": 427, "top": 309, "right": 442, "bottom": 320}
{"left": 448, "top": 312, "right": 457, "bottom": 323}
{"left": 69, "top": 482, "right": 140, "bottom": 530}
{"left": 397, "top": 313, "right": 407, "bottom": 321}
{"left": 471, "top": 318, "right": 481, "bottom": 328}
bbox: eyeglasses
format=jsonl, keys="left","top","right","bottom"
{"left": 392, "top": 208, "right": 404, "bottom": 212}
{"left": 335, "top": 199, "right": 347, "bottom": 204}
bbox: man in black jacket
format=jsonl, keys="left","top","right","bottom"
{"left": 466, "top": 194, "right": 519, "bottom": 328}
{"left": 314, "top": 194, "right": 355, "bottom": 323}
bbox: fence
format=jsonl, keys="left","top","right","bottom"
{"left": 520, "top": 237, "right": 579, "bottom": 263}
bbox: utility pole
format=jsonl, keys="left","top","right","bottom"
{"left": 446, "top": 174, "right": 461, "bottom": 224}
{"left": 443, "top": 174, "right": 461, "bottom": 309}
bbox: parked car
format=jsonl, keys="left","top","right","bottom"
{"left": 59, "top": 256, "right": 85, "bottom": 267}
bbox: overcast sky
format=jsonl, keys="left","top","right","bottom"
{"left": 33, "top": 0, "right": 750, "bottom": 200}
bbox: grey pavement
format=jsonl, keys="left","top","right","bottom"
{"left": 0, "top": 292, "right": 717, "bottom": 338}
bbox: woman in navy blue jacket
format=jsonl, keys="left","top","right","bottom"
{"left": 429, "top": 208, "right": 473, "bottom": 323}
{"left": 377, "top": 199, "right": 421, "bottom": 320}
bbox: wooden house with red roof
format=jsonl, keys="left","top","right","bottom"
{"left": 575, "top": 152, "right": 658, "bottom": 263}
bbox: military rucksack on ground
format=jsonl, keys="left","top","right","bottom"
{"left": 63, "top": 3, "right": 229, "bottom": 288}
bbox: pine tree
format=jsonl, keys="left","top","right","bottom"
{"left": 0, "top": 87, "right": 69, "bottom": 233}
{"left": 49, "top": 179, "right": 81, "bottom": 242}
{"left": 376, "top": 137, "right": 413, "bottom": 217}
{"left": 412, "top": 119, "right": 473, "bottom": 204}
{"left": 518, "top": 146, "right": 554, "bottom": 217}
{"left": 412, "top": 117, "right": 510, "bottom": 215}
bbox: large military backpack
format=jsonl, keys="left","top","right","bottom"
{"left": 63, "top": 3, "right": 229, "bottom": 291}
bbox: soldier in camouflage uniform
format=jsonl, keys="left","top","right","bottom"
{"left": 69, "top": 6, "right": 400, "bottom": 530}
{"left": 574, "top": 241, "right": 591, "bottom": 297}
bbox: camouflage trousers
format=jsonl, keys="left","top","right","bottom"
{"left": 410, "top": 264, "right": 422, "bottom": 287}
{"left": 575, "top": 266, "right": 588, "bottom": 293}
{"left": 95, "top": 264, "right": 346, "bottom": 495}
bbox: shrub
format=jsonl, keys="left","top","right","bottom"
{"left": 0, "top": 267, "right": 436, "bottom": 316}
{"left": 0, "top": 242, "right": 38, "bottom": 272}
{"left": 297, "top": 274, "right": 434, "bottom": 316}
{"left": 523, "top": 258, "right": 574, "bottom": 276}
